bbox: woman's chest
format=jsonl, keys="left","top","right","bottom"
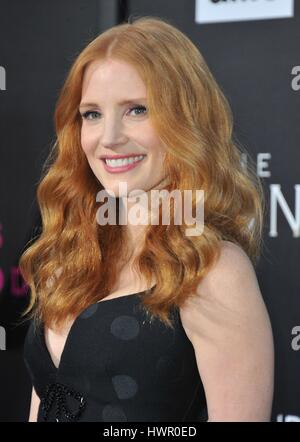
{"left": 44, "top": 273, "right": 156, "bottom": 369}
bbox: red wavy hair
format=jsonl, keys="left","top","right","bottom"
{"left": 19, "top": 16, "right": 265, "bottom": 332}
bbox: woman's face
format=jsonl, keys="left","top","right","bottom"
{"left": 79, "top": 58, "right": 167, "bottom": 198}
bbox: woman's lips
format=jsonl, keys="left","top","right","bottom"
{"left": 101, "top": 156, "right": 146, "bottom": 173}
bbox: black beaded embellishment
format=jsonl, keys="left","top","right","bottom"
{"left": 40, "top": 382, "right": 86, "bottom": 422}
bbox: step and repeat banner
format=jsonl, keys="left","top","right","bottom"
{"left": 0, "top": 0, "right": 299, "bottom": 422}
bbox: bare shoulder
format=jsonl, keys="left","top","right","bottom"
{"left": 179, "top": 240, "right": 268, "bottom": 339}
{"left": 179, "top": 240, "right": 274, "bottom": 421}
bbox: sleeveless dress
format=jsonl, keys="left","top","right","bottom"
{"left": 23, "top": 290, "right": 208, "bottom": 422}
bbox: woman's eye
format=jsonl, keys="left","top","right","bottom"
{"left": 128, "top": 105, "right": 147, "bottom": 116}
{"left": 81, "top": 106, "right": 147, "bottom": 120}
{"left": 81, "top": 111, "right": 100, "bottom": 120}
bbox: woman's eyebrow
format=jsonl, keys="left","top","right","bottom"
{"left": 79, "top": 98, "right": 147, "bottom": 109}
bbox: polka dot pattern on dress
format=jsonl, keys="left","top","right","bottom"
{"left": 80, "top": 303, "right": 99, "bottom": 319}
{"left": 110, "top": 315, "right": 140, "bottom": 340}
{"left": 102, "top": 404, "right": 128, "bottom": 422}
{"left": 112, "top": 374, "right": 138, "bottom": 399}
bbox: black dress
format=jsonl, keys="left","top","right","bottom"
{"left": 23, "top": 290, "right": 208, "bottom": 422}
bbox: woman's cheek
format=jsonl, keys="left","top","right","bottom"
{"left": 81, "top": 130, "right": 96, "bottom": 154}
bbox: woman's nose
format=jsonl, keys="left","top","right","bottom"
{"left": 101, "top": 118, "right": 128, "bottom": 148}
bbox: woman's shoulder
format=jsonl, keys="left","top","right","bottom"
{"left": 179, "top": 239, "right": 268, "bottom": 342}
{"left": 178, "top": 240, "right": 274, "bottom": 421}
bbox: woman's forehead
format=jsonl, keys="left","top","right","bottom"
{"left": 81, "top": 59, "right": 147, "bottom": 101}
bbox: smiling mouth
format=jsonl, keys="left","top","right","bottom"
{"left": 102, "top": 155, "right": 146, "bottom": 167}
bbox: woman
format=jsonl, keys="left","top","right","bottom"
{"left": 20, "top": 16, "right": 274, "bottom": 422}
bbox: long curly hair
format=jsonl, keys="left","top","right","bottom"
{"left": 19, "top": 16, "right": 265, "bottom": 332}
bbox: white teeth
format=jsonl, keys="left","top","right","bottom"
{"left": 105, "top": 155, "right": 145, "bottom": 167}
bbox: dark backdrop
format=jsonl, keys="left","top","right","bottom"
{"left": 0, "top": 0, "right": 299, "bottom": 422}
